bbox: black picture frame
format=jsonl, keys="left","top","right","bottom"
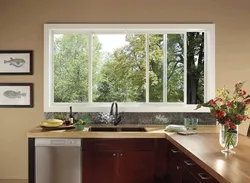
{"left": 0, "top": 50, "right": 33, "bottom": 75}
{"left": 0, "top": 83, "right": 34, "bottom": 108}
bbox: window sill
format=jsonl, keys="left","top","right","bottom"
{"left": 44, "top": 103, "right": 210, "bottom": 113}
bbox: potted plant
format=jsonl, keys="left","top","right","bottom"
{"left": 74, "top": 119, "right": 86, "bottom": 131}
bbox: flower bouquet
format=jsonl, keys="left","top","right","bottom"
{"left": 195, "top": 82, "right": 250, "bottom": 154}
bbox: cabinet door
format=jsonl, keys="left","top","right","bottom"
{"left": 82, "top": 151, "right": 117, "bottom": 183}
{"left": 167, "top": 156, "right": 182, "bottom": 183}
{"left": 118, "top": 151, "right": 154, "bottom": 183}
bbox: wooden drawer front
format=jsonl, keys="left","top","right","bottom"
{"left": 169, "top": 143, "right": 183, "bottom": 161}
{"left": 122, "top": 139, "right": 154, "bottom": 150}
{"left": 182, "top": 157, "right": 219, "bottom": 183}
{"left": 86, "top": 139, "right": 120, "bottom": 150}
{"left": 192, "top": 168, "right": 219, "bottom": 183}
{"left": 82, "top": 139, "right": 154, "bottom": 151}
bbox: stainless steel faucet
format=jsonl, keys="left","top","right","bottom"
{"left": 110, "top": 102, "right": 121, "bottom": 126}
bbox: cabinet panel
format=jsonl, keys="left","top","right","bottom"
{"left": 118, "top": 151, "right": 154, "bottom": 183}
{"left": 182, "top": 167, "right": 200, "bottom": 183}
{"left": 82, "top": 151, "right": 116, "bottom": 183}
{"left": 168, "top": 154, "right": 182, "bottom": 183}
{"left": 82, "top": 139, "right": 154, "bottom": 151}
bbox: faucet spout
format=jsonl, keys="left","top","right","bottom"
{"left": 110, "top": 102, "right": 121, "bottom": 126}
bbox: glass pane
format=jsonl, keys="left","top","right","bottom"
{"left": 167, "top": 34, "right": 184, "bottom": 102}
{"left": 93, "top": 34, "right": 146, "bottom": 102}
{"left": 149, "top": 34, "right": 163, "bottom": 102}
{"left": 53, "top": 34, "right": 89, "bottom": 103}
{"left": 187, "top": 32, "right": 204, "bottom": 104}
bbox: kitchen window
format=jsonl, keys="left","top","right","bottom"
{"left": 44, "top": 24, "right": 215, "bottom": 112}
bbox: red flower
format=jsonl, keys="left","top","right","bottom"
{"left": 235, "top": 82, "right": 242, "bottom": 88}
{"left": 209, "top": 99, "right": 216, "bottom": 104}
{"left": 209, "top": 98, "right": 222, "bottom": 104}
{"left": 214, "top": 110, "right": 225, "bottom": 119}
{"left": 229, "top": 122, "right": 236, "bottom": 130}
{"left": 244, "top": 99, "right": 250, "bottom": 104}
{"left": 238, "top": 89, "right": 246, "bottom": 96}
{"left": 224, "top": 118, "right": 237, "bottom": 130}
{"left": 234, "top": 115, "right": 244, "bottom": 121}
{"left": 226, "top": 102, "right": 233, "bottom": 107}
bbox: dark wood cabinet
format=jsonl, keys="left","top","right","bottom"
{"left": 167, "top": 141, "right": 219, "bottom": 183}
{"left": 118, "top": 151, "right": 154, "bottom": 183}
{"left": 82, "top": 138, "right": 219, "bottom": 183}
{"left": 182, "top": 166, "right": 200, "bottom": 183}
{"left": 168, "top": 153, "right": 182, "bottom": 183}
{"left": 82, "top": 139, "right": 155, "bottom": 183}
{"left": 82, "top": 151, "right": 117, "bottom": 183}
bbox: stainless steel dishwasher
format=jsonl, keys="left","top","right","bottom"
{"left": 35, "top": 138, "right": 81, "bottom": 183}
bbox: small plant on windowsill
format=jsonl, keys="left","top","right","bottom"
{"left": 195, "top": 81, "right": 250, "bottom": 154}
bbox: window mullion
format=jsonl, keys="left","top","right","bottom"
{"left": 146, "top": 33, "right": 149, "bottom": 103}
{"left": 204, "top": 31, "right": 207, "bottom": 102}
{"left": 50, "top": 31, "right": 55, "bottom": 106}
{"left": 88, "top": 34, "right": 93, "bottom": 103}
{"left": 163, "top": 34, "right": 167, "bottom": 103}
{"left": 184, "top": 32, "right": 187, "bottom": 104}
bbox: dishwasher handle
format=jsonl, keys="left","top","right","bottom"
{"left": 35, "top": 138, "right": 81, "bottom": 147}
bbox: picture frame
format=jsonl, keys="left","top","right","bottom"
{"left": 0, "top": 83, "right": 34, "bottom": 108}
{"left": 0, "top": 50, "right": 33, "bottom": 75}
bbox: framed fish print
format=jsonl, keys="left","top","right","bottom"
{"left": 0, "top": 50, "right": 33, "bottom": 75}
{"left": 0, "top": 83, "right": 34, "bottom": 108}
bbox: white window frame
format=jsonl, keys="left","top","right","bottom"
{"left": 44, "top": 24, "right": 215, "bottom": 112}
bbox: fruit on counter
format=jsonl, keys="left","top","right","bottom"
{"left": 75, "top": 119, "right": 86, "bottom": 125}
{"left": 40, "top": 119, "right": 64, "bottom": 127}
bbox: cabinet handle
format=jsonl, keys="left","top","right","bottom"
{"left": 113, "top": 153, "right": 116, "bottom": 156}
{"left": 120, "top": 153, "right": 123, "bottom": 156}
{"left": 171, "top": 149, "right": 180, "bottom": 153}
{"left": 198, "top": 173, "right": 211, "bottom": 180}
{"left": 184, "top": 160, "right": 195, "bottom": 166}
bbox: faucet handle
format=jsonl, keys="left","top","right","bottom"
{"left": 110, "top": 102, "right": 115, "bottom": 115}
{"left": 115, "top": 102, "right": 118, "bottom": 116}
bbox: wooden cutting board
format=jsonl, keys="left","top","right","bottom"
{"left": 40, "top": 124, "right": 75, "bottom": 131}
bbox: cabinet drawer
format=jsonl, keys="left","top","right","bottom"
{"left": 191, "top": 167, "right": 219, "bottom": 183}
{"left": 82, "top": 139, "right": 154, "bottom": 151}
{"left": 168, "top": 142, "right": 183, "bottom": 161}
{"left": 182, "top": 155, "right": 219, "bottom": 183}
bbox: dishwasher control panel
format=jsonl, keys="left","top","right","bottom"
{"left": 35, "top": 138, "right": 81, "bottom": 147}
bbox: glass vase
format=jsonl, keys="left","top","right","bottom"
{"left": 219, "top": 124, "right": 238, "bottom": 154}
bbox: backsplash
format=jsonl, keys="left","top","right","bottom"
{"left": 44, "top": 112, "right": 216, "bottom": 125}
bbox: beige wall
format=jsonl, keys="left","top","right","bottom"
{"left": 0, "top": 0, "right": 250, "bottom": 179}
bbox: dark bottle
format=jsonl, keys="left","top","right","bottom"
{"left": 69, "top": 106, "right": 74, "bottom": 124}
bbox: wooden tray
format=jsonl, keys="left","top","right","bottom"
{"left": 40, "top": 124, "right": 75, "bottom": 131}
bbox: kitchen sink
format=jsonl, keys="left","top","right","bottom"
{"left": 89, "top": 127, "right": 118, "bottom": 132}
{"left": 119, "top": 127, "right": 147, "bottom": 132}
{"left": 88, "top": 127, "right": 147, "bottom": 132}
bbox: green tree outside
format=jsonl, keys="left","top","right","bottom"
{"left": 53, "top": 32, "right": 204, "bottom": 104}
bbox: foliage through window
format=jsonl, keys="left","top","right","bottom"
{"left": 45, "top": 24, "right": 215, "bottom": 112}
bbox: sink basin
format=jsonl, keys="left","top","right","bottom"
{"left": 88, "top": 127, "right": 147, "bottom": 132}
{"left": 119, "top": 127, "right": 147, "bottom": 132}
{"left": 89, "top": 127, "right": 118, "bottom": 132}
